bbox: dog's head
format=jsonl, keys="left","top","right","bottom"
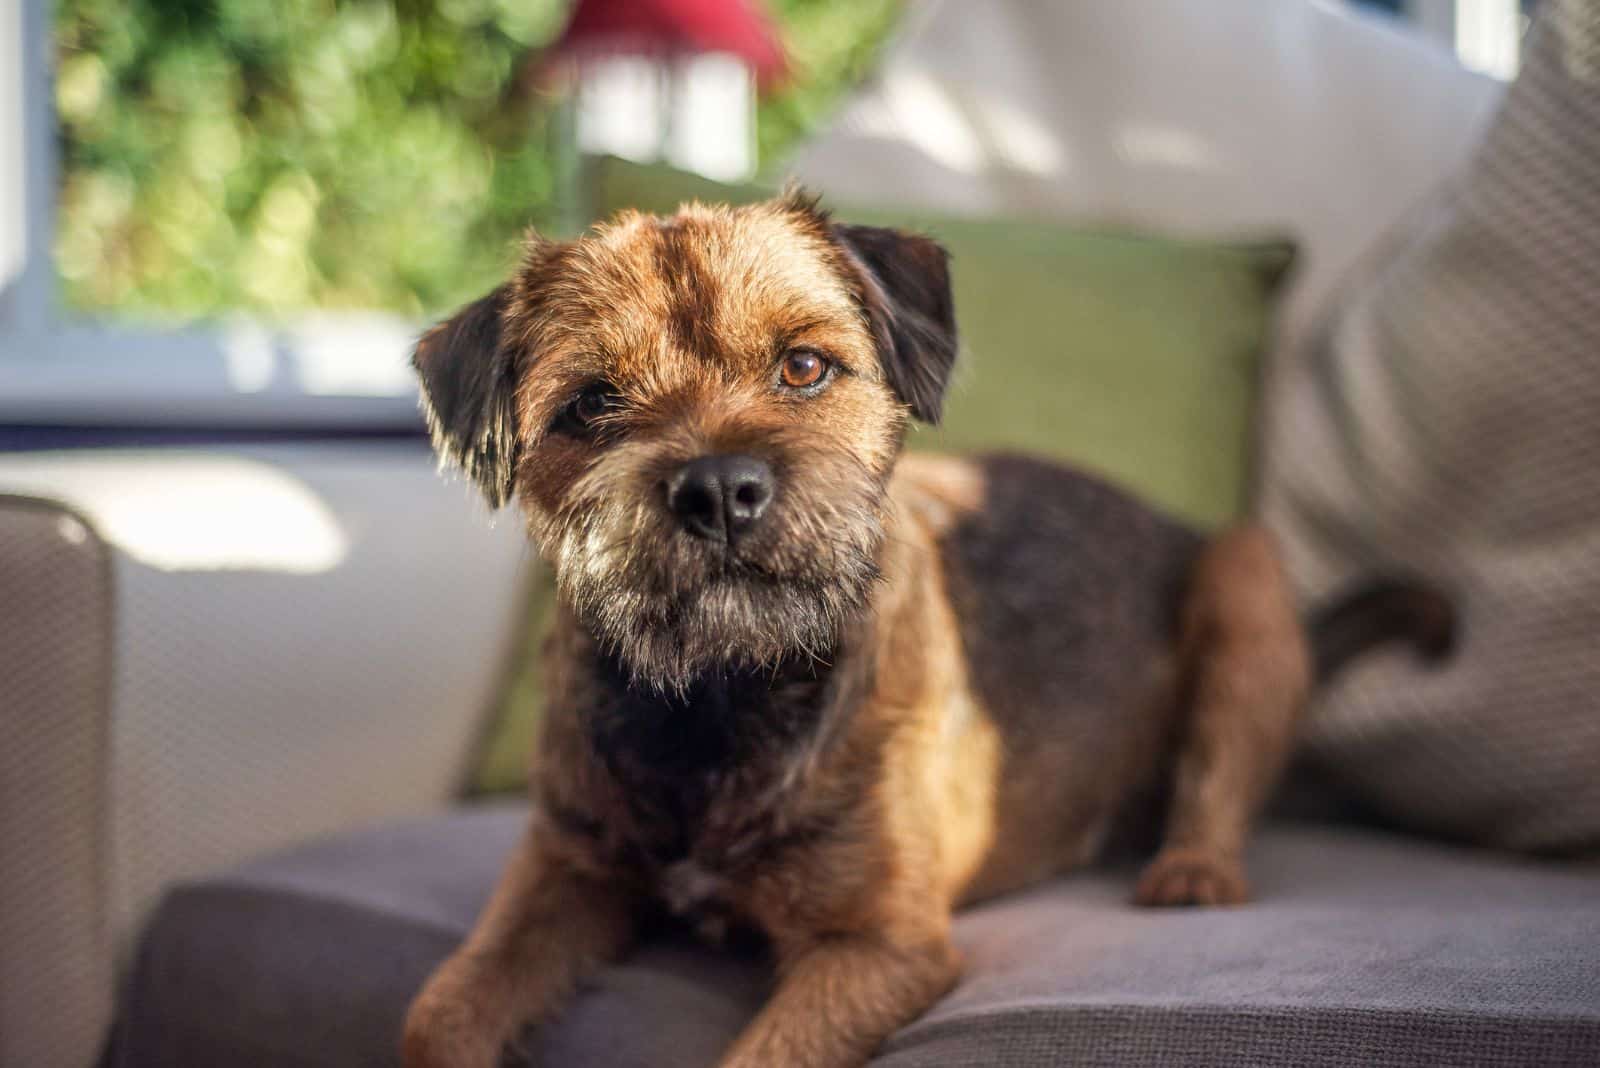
{"left": 414, "top": 193, "right": 957, "bottom": 689}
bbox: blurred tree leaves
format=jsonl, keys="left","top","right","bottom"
{"left": 53, "top": 0, "right": 900, "bottom": 322}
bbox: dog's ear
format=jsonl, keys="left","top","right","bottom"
{"left": 832, "top": 223, "right": 958, "bottom": 424}
{"left": 412, "top": 284, "right": 519, "bottom": 508}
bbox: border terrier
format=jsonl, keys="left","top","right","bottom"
{"left": 401, "top": 192, "right": 1454, "bottom": 1068}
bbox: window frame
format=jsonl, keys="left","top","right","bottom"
{"left": 0, "top": 0, "right": 423, "bottom": 432}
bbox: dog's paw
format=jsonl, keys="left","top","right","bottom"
{"left": 1133, "top": 848, "right": 1250, "bottom": 907}
{"left": 401, "top": 1022, "right": 501, "bottom": 1068}
{"left": 401, "top": 982, "right": 502, "bottom": 1068}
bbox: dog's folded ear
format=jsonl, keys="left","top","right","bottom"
{"left": 832, "top": 223, "right": 958, "bottom": 424}
{"left": 412, "top": 284, "right": 519, "bottom": 508}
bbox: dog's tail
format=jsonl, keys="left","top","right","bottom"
{"left": 1307, "top": 577, "right": 1458, "bottom": 685}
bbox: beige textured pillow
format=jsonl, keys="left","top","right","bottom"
{"left": 1260, "top": 0, "right": 1600, "bottom": 855}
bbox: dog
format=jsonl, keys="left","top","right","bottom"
{"left": 400, "top": 191, "right": 1454, "bottom": 1068}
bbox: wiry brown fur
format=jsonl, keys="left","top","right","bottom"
{"left": 403, "top": 196, "right": 1451, "bottom": 1068}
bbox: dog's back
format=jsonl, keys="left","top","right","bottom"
{"left": 895, "top": 452, "right": 1204, "bottom": 899}
{"left": 894, "top": 450, "right": 1454, "bottom": 906}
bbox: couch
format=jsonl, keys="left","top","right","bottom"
{"left": 4, "top": 2, "right": 1597, "bottom": 1066}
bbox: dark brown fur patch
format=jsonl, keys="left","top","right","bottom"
{"left": 411, "top": 285, "right": 519, "bottom": 507}
{"left": 651, "top": 218, "right": 721, "bottom": 359}
{"left": 828, "top": 223, "right": 958, "bottom": 423}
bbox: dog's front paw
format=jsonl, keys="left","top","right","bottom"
{"left": 1133, "top": 848, "right": 1250, "bottom": 907}
{"left": 401, "top": 974, "right": 503, "bottom": 1068}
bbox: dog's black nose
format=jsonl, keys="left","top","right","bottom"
{"left": 666, "top": 455, "right": 775, "bottom": 542}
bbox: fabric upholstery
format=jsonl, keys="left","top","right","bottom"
{"left": 1259, "top": 0, "right": 1600, "bottom": 854}
{"left": 111, "top": 805, "right": 1600, "bottom": 1068}
{"left": 0, "top": 495, "right": 116, "bottom": 1068}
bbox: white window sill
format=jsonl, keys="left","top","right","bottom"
{"left": 0, "top": 312, "right": 425, "bottom": 429}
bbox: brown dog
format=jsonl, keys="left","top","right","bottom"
{"left": 401, "top": 192, "right": 1453, "bottom": 1068}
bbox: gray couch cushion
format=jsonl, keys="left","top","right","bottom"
{"left": 111, "top": 804, "right": 1600, "bottom": 1067}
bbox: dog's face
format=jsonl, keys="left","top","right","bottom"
{"left": 414, "top": 193, "right": 957, "bottom": 688}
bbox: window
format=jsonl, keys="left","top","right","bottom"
{"left": 1352, "top": 0, "right": 1537, "bottom": 80}
{"left": 0, "top": 0, "right": 897, "bottom": 429}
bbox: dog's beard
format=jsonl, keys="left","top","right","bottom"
{"left": 536, "top": 443, "right": 887, "bottom": 692}
{"left": 579, "top": 564, "right": 872, "bottom": 692}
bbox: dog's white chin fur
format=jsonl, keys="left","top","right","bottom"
{"left": 570, "top": 572, "right": 862, "bottom": 693}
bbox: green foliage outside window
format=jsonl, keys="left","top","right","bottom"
{"left": 52, "top": 0, "right": 900, "bottom": 322}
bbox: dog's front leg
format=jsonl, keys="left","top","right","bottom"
{"left": 401, "top": 819, "right": 635, "bottom": 1068}
{"left": 718, "top": 929, "right": 960, "bottom": 1068}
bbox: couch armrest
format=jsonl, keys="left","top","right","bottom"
{"left": 0, "top": 443, "right": 529, "bottom": 1067}
{"left": 0, "top": 494, "right": 116, "bottom": 1068}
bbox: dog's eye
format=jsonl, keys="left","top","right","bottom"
{"left": 557, "top": 383, "right": 622, "bottom": 435}
{"left": 779, "top": 351, "right": 830, "bottom": 390}
{"left": 573, "top": 387, "right": 614, "bottom": 423}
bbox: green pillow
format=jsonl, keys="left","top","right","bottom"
{"left": 471, "top": 567, "right": 556, "bottom": 795}
{"left": 469, "top": 157, "right": 1292, "bottom": 794}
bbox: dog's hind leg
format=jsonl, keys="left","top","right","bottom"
{"left": 1134, "top": 524, "right": 1311, "bottom": 907}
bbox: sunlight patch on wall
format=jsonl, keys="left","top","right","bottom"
{"left": 974, "top": 93, "right": 1066, "bottom": 176}
{"left": 875, "top": 70, "right": 987, "bottom": 174}
{"left": 1113, "top": 122, "right": 1226, "bottom": 175}
{"left": 0, "top": 454, "right": 349, "bottom": 574}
